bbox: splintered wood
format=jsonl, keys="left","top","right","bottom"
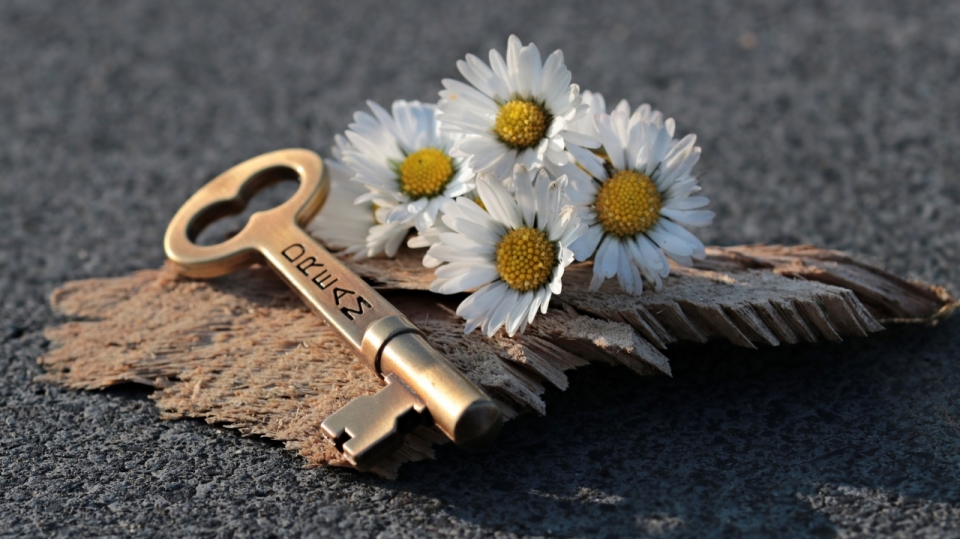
{"left": 40, "top": 245, "right": 956, "bottom": 477}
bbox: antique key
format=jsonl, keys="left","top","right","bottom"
{"left": 164, "top": 149, "right": 502, "bottom": 471}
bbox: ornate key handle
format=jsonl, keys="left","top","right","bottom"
{"left": 165, "top": 149, "right": 328, "bottom": 279}
{"left": 165, "top": 149, "right": 502, "bottom": 471}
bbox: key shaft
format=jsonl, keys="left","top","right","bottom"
{"left": 254, "top": 220, "right": 501, "bottom": 463}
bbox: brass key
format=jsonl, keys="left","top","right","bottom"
{"left": 164, "top": 149, "right": 502, "bottom": 471}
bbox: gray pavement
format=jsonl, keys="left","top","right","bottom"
{"left": 2, "top": 1, "right": 960, "bottom": 537}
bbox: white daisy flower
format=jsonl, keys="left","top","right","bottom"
{"left": 560, "top": 104, "right": 714, "bottom": 295}
{"left": 427, "top": 165, "right": 583, "bottom": 337}
{"left": 307, "top": 136, "right": 411, "bottom": 259}
{"left": 438, "top": 35, "right": 599, "bottom": 180}
{"left": 341, "top": 99, "right": 474, "bottom": 234}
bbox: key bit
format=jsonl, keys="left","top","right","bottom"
{"left": 322, "top": 374, "right": 426, "bottom": 471}
{"left": 164, "top": 149, "right": 503, "bottom": 471}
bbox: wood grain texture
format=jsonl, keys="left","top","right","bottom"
{"left": 40, "top": 245, "right": 957, "bottom": 477}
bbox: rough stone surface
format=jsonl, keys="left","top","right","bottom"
{"left": 2, "top": 0, "right": 959, "bottom": 537}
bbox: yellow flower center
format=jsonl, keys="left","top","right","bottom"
{"left": 398, "top": 148, "right": 454, "bottom": 198}
{"left": 494, "top": 99, "right": 550, "bottom": 150}
{"left": 594, "top": 170, "right": 662, "bottom": 238}
{"left": 495, "top": 227, "right": 556, "bottom": 292}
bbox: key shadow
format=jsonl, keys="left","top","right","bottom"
{"left": 345, "top": 315, "right": 960, "bottom": 538}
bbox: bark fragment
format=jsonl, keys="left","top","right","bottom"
{"left": 40, "top": 245, "right": 957, "bottom": 476}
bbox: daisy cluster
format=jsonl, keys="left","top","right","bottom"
{"left": 309, "top": 36, "right": 713, "bottom": 337}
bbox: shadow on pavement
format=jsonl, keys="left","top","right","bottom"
{"left": 359, "top": 315, "right": 960, "bottom": 537}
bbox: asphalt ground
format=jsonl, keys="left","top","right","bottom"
{"left": 2, "top": 1, "right": 960, "bottom": 537}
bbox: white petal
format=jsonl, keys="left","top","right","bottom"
{"left": 647, "top": 222, "right": 694, "bottom": 258}
{"left": 506, "top": 36, "right": 523, "bottom": 87}
{"left": 382, "top": 226, "right": 408, "bottom": 257}
{"left": 429, "top": 245, "right": 490, "bottom": 265}
{"left": 484, "top": 287, "right": 519, "bottom": 337}
{"left": 436, "top": 265, "right": 499, "bottom": 294}
{"left": 671, "top": 254, "right": 694, "bottom": 267}
{"left": 611, "top": 100, "right": 629, "bottom": 119}
{"left": 533, "top": 170, "right": 552, "bottom": 225}
{"left": 457, "top": 281, "right": 504, "bottom": 319}
{"left": 438, "top": 232, "right": 496, "bottom": 254}
{"left": 611, "top": 109, "right": 630, "bottom": 147}
{"left": 514, "top": 166, "right": 537, "bottom": 227}
{"left": 384, "top": 203, "right": 413, "bottom": 224}
{"left": 422, "top": 253, "right": 443, "bottom": 269}
{"left": 486, "top": 149, "right": 517, "bottom": 179}
{"left": 659, "top": 146, "right": 700, "bottom": 188}
{"left": 616, "top": 243, "right": 641, "bottom": 295}
{"left": 539, "top": 50, "right": 564, "bottom": 102}
{"left": 540, "top": 176, "right": 564, "bottom": 235}
{"left": 548, "top": 203, "right": 576, "bottom": 242}
{"left": 439, "top": 79, "right": 500, "bottom": 114}
{"left": 661, "top": 208, "right": 715, "bottom": 227}
{"left": 663, "top": 195, "right": 710, "bottom": 210}
{"left": 516, "top": 41, "right": 541, "bottom": 97}
{"left": 542, "top": 52, "right": 573, "bottom": 113}
{"left": 344, "top": 152, "right": 395, "bottom": 186}
{"left": 443, "top": 197, "right": 497, "bottom": 230}
{"left": 548, "top": 269, "right": 562, "bottom": 295}
{"left": 570, "top": 224, "right": 603, "bottom": 261}
{"left": 595, "top": 114, "right": 625, "bottom": 171}
{"left": 566, "top": 143, "right": 607, "bottom": 180}
{"left": 588, "top": 269, "right": 606, "bottom": 292}
{"left": 442, "top": 216, "right": 503, "bottom": 244}
{"left": 595, "top": 236, "right": 619, "bottom": 278}
{"left": 660, "top": 134, "right": 697, "bottom": 175}
{"left": 633, "top": 235, "right": 665, "bottom": 273}
{"left": 648, "top": 125, "right": 673, "bottom": 174}
{"left": 663, "top": 178, "right": 700, "bottom": 200}
{"left": 518, "top": 144, "right": 543, "bottom": 170}
{"left": 658, "top": 219, "right": 706, "bottom": 258}
{"left": 459, "top": 136, "right": 505, "bottom": 158}
{"left": 505, "top": 292, "right": 534, "bottom": 336}
{"left": 557, "top": 208, "right": 585, "bottom": 246}
{"left": 488, "top": 49, "right": 512, "bottom": 97}
{"left": 562, "top": 129, "right": 601, "bottom": 149}
{"left": 458, "top": 55, "right": 498, "bottom": 98}
{"left": 477, "top": 176, "right": 522, "bottom": 229}
{"left": 527, "top": 290, "right": 545, "bottom": 324}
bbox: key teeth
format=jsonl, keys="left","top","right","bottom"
{"left": 320, "top": 375, "right": 428, "bottom": 471}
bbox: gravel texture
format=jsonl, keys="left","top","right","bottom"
{"left": 2, "top": 1, "right": 960, "bottom": 537}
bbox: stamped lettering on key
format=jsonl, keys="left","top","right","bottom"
{"left": 282, "top": 243, "right": 371, "bottom": 320}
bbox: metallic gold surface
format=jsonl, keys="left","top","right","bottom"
{"left": 380, "top": 333, "right": 502, "bottom": 449}
{"left": 320, "top": 374, "right": 426, "bottom": 471}
{"left": 164, "top": 149, "right": 502, "bottom": 469}
{"left": 358, "top": 315, "right": 423, "bottom": 373}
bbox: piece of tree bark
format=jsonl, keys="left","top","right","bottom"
{"left": 39, "top": 245, "right": 957, "bottom": 477}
